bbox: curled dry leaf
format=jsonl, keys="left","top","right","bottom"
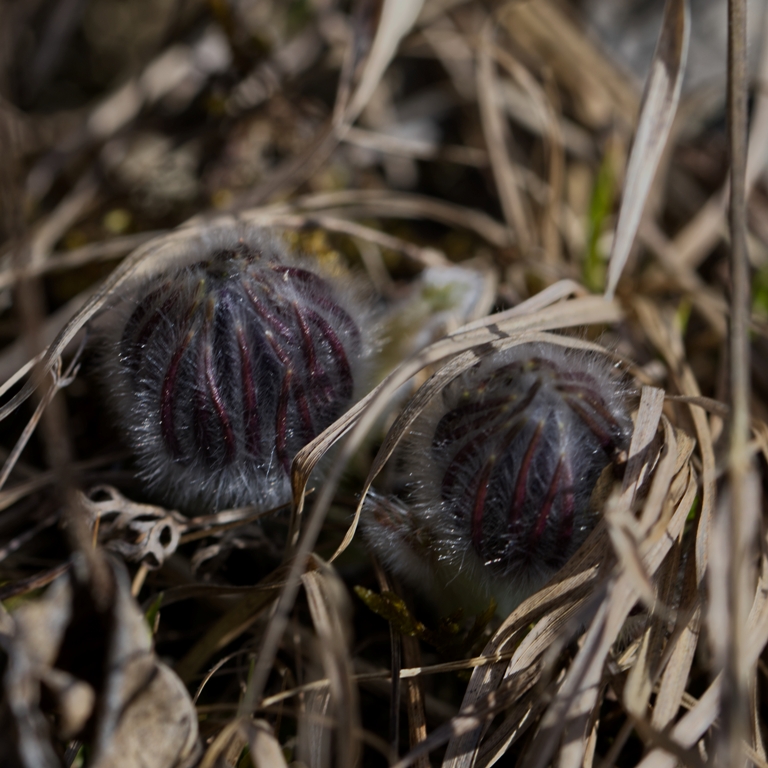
{"left": 0, "top": 555, "right": 200, "bottom": 768}
{"left": 79, "top": 485, "right": 185, "bottom": 569}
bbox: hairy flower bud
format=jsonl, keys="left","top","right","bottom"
{"left": 99, "top": 226, "right": 370, "bottom": 512}
{"left": 364, "top": 342, "right": 633, "bottom": 614}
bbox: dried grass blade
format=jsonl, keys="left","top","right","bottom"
{"left": 638, "top": 678, "right": 720, "bottom": 768}
{"left": 0, "top": 348, "right": 82, "bottom": 493}
{"left": 633, "top": 297, "right": 716, "bottom": 587}
{"left": 527, "top": 589, "right": 619, "bottom": 768}
{"left": 302, "top": 564, "right": 360, "bottom": 768}
{"left": 752, "top": 672, "right": 768, "bottom": 765}
{"left": 541, "top": 72, "right": 566, "bottom": 265}
{"left": 721, "top": 0, "right": 759, "bottom": 762}
{"left": 444, "top": 528, "right": 611, "bottom": 765}
{"left": 341, "top": 125, "right": 488, "bottom": 166}
{"left": 492, "top": 46, "right": 565, "bottom": 263}
{"left": 669, "top": 190, "right": 727, "bottom": 271}
{"left": 198, "top": 718, "right": 248, "bottom": 768}
{"left": 651, "top": 561, "right": 701, "bottom": 730}
{"left": 401, "top": 634, "right": 429, "bottom": 768}
{"left": 284, "top": 189, "right": 515, "bottom": 247}
{"left": 604, "top": 0, "right": 690, "bottom": 299}
{"left": 526, "top": 436, "right": 692, "bottom": 768}
{"left": 637, "top": 220, "right": 728, "bottom": 339}
{"left": 0, "top": 291, "right": 96, "bottom": 391}
{"left": 745, "top": 551, "right": 768, "bottom": 675}
{"left": 636, "top": 416, "right": 678, "bottom": 536}
{"left": 746, "top": 0, "right": 768, "bottom": 188}
{"left": 244, "top": 720, "right": 290, "bottom": 768}
{"left": 664, "top": 394, "right": 729, "bottom": 417}
{"left": 631, "top": 716, "right": 706, "bottom": 768}
{"left": 637, "top": 517, "right": 768, "bottom": 768}
{"left": 344, "top": 0, "right": 425, "bottom": 124}
{"left": 0, "top": 350, "right": 44, "bottom": 400}
{"left": 618, "top": 386, "right": 665, "bottom": 512}
{"left": 26, "top": 173, "right": 98, "bottom": 268}
{"left": 584, "top": 720, "right": 600, "bottom": 768}
{"left": 394, "top": 664, "right": 542, "bottom": 768}
{"left": 0, "top": 375, "right": 58, "bottom": 493}
{"left": 457, "top": 279, "right": 588, "bottom": 331}
{"left": 0, "top": 231, "right": 164, "bottom": 291}
{"left": 476, "top": 22, "right": 532, "bottom": 250}
{"left": 474, "top": 704, "right": 541, "bottom": 768}
{"left": 460, "top": 599, "right": 599, "bottom": 768}
{"left": 297, "top": 685, "right": 333, "bottom": 768}
{"left": 675, "top": 534, "right": 764, "bottom": 768}
{"left": 498, "top": 1, "right": 638, "bottom": 127}
{"left": 605, "top": 498, "right": 657, "bottom": 611}
{"left": 174, "top": 566, "right": 288, "bottom": 682}
{"left": 623, "top": 538, "right": 685, "bottom": 724}
{"left": 623, "top": 616, "right": 658, "bottom": 723}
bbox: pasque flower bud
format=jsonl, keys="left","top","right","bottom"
{"left": 364, "top": 342, "right": 632, "bottom": 615}
{"left": 99, "top": 226, "right": 370, "bottom": 512}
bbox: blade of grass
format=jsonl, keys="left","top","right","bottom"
{"left": 604, "top": 0, "right": 690, "bottom": 299}
{"left": 722, "top": 0, "right": 762, "bottom": 756}
{"left": 476, "top": 21, "right": 533, "bottom": 251}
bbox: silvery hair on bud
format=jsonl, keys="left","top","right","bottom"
{"left": 95, "top": 223, "right": 373, "bottom": 513}
{"left": 363, "top": 341, "right": 633, "bottom": 616}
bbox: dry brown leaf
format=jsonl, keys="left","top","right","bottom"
{"left": 0, "top": 556, "right": 199, "bottom": 768}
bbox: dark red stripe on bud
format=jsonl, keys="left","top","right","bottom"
{"left": 160, "top": 329, "right": 193, "bottom": 460}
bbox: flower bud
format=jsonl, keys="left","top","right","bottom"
{"left": 99, "top": 226, "right": 370, "bottom": 512}
{"left": 365, "top": 342, "right": 632, "bottom": 614}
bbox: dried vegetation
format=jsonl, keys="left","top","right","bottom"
{"left": 0, "top": 0, "right": 766, "bottom": 766}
